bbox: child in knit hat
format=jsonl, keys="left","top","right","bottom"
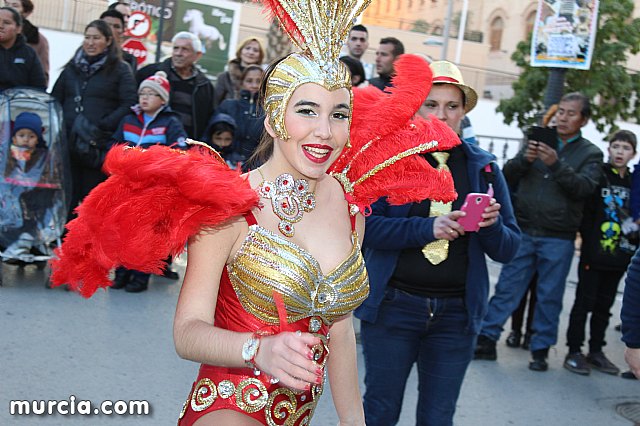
{"left": 8, "top": 111, "right": 46, "bottom": 169}
{"left": 111, "top": 71, "right": 187, "bottom": 149}
{"left": 110, "top": 71, "right": 188, "bottom": 292}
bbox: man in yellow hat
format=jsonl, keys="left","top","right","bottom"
{"left": 356, "top": 60, "right": 521, "bottom": 425}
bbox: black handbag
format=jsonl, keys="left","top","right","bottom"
{"left": 69, "top": 81, "right": 110, "bottom": 169}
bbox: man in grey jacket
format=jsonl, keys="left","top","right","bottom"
{"left": 474, "top": 92, "right": 603, "bottom": 371}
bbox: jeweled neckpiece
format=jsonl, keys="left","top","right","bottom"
{"left": 257, "top": 169, "right": 316, "bottom": 238}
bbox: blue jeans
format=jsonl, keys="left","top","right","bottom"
{"left": 480, "top": 233, "right": 575, "bottom": 351}
{"left": 361, "top": 287, "right": 475, "bottom": 426}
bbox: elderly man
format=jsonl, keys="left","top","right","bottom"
{"left": 136, "top": 31, "right": 214, "bottom": 140}
{"left": 136, "top": 32, "right": 215, "bottom": 281}
{"left": 369, "top": 37, "right": 404, "bottom": 91}
{"left": 474, "top": 92, "right": 603, "bottom": 372}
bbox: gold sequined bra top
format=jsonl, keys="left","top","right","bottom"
{"left": 227, "top": 219, "right": 369, "bottom": 327}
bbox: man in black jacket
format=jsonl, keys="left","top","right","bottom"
{"left": 474, "top": 92, "right": 603, "bottom": 372}
{"left": 100, "top": 9, "right": 137, "bottom": 73}
{"left": 368, "top": 37, "right": 404, "bottom": 91}
{"left": 136, "top": 31, "right": 214, "bottom": 140}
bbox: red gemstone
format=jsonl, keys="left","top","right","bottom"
{"left": 283, "top": 180, "right": 289, "bottom": 185}
{"left": 265, "top": 187, "right": 271, "bottom": 192}
{"left": 282, "top": 203, "right": 288, "bottom": 208}
{"left": 285, "top": 225, "right": 291, "bottom": 231}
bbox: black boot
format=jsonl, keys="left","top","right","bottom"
{"left": 506, "top": 330, "right": 522, "bottom": 348}
{"left": 125, "top": 273, "right": 149, "bottom": 293}
{"left": 529, "top": 348, "right": 549, "bottom": 372}
{"left": 111, "top": 268, "right": 131, "bottom": 290}
{"left": 474, "top": 335, "right": 497, "bottom": 360}
{"left": 161, "top": 266, "right": 179, "bottom": 280}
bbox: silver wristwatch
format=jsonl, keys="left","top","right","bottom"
{"left": 241, "top": 335, "right": 261, "bottom": 375}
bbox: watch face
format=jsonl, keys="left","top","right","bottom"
{"left": 242, "top": 338, "right": 259, "bottom": 361}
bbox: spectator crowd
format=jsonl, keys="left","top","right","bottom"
{"left": 1, "top": 2, "right": 640, "bottom": 425}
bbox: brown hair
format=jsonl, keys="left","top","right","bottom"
{"left": 609, "top": 129, "right": 637, "bottom": 153}
{"left": 235, "top": 37, "right": 265, "bottom": 65}
{"left": 542, "top": 104, "right": 558, "bottom": 127}
{"left": 241, "top": 64, "right": 264, "bottom": 82}
{"left": 18, "top": 0, "right": 34, "bottom": 14}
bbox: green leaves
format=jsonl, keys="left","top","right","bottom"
{"left": 497, "top": 0, "right": 640, "bottom": 134}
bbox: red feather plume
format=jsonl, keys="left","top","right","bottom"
{"left": 50, "top": 145, "right": 259, "bottom": 298}
{"left": 329, "top": 54, "right": 461, "bottom": 213}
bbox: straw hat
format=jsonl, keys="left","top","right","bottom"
{"left": 429, "top": 61, "right": 478, "bottom": 113}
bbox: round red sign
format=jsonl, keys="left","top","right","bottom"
{"left": 122, "top": 39, "right": 148, "bottom": 66}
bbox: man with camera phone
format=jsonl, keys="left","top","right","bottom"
{"left": 474, "top": 92, "right": 603, "bottom": 372}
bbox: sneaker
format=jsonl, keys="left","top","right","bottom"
{"left": 2, "top": 233, "right": 33, "bottom": 262}
{"left": 506, "top": 331, "right": 522, "bottom": 348}
{"left": 621, "top": 370, "right": 638, "bottom": 380}
{"left": 586, "top": 351, "right": 620, "bottom": 375}
{"left": 529, "top": 348, "right": 549, "bottom": 372}
{"left": 563, "top": 352, "right": 590, "bottom": 375}
{"left": 474, "top": 335, "right": 497, "bottom": 360}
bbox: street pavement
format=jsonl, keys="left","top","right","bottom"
{"left": 1, "top": 252, "right": 638, "bottom": 425}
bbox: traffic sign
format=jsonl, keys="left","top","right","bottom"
{"left": 122, "top": 39, "right": 148, "bottom": 66}
{"left": 126, "top": 11, "right": 151, "bottom": 39}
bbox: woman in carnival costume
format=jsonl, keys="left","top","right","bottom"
{"left": 51, "top": 0, "right": 461, "bottom": 424}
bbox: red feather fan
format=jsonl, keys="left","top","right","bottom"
{"left": 329, "top": 54, "right": 461, "bottom": 213}
{"left": 50, "top": 146, "right": 259, "bottom": 297}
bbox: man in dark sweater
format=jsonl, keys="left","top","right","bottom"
{"left": 368, "top": 37, "right": 404, "bottom": 91}
{"left": 474, "top": 92, "right": 603, "bottom": 371}
{"left": 563, "top": 130, "right": 637, "bottom": 376}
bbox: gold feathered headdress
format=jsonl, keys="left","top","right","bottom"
{"left": 261, "top": 0, "right": 372, "bottom": 139}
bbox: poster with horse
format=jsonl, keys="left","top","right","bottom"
{"left": 174, "top": 0, "right": 241, "bottom": 79}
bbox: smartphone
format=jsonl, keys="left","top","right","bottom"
{"left": 527, "top": 126, "right": 558, "bottom": 150}
{"left": 458, "top": 193, "right": 491, "bottom": 232}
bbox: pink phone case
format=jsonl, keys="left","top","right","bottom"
{"left": 458, "top": 193, "right": 491, "bottom": 232}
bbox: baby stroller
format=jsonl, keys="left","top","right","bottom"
{"left": 0, "top": 88, "right": 70, "bottom": 286}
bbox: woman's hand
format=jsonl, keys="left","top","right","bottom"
{"left": 433, "top": 211, "right": 465, "bottom": 240}
{"left": 478, "top": 198, "right": 501, "bottom": 229}
{"left": 254, "top": 331, "right": 324, "bottom": 391}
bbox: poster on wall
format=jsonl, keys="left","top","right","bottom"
{"left": 173, "top": 0, "right": 242, "bottom": 79}
{"left": 530, "top": 0, "right": 599, "bottom": 70}
{"left": 128, "top": 0, "right": 179, "bottom": 66}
